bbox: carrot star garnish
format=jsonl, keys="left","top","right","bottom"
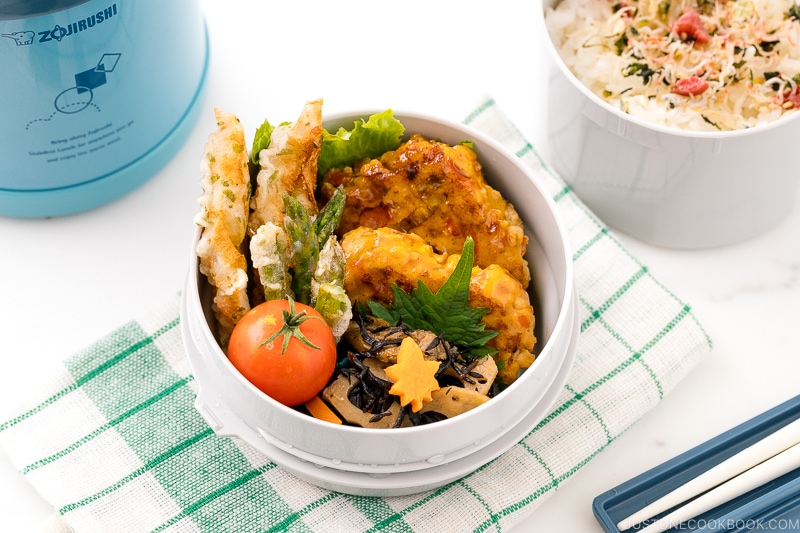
{"left": 385, "top": 337, "right": 441, "bottom": 412}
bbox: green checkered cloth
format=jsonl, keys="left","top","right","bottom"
{"left": 0, "top": 100, "right": 713, "bottom": 533}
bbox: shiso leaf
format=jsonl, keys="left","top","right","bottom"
{"left": 367, "top": 237, "right": 499, "bottom": 360}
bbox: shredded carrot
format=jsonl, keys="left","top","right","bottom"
{"left": 305, "top": 395, "right": 342, "bottom": 425}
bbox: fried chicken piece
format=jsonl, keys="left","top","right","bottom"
{"left": 320, "top": 134, "right": 530, "bottom": 288}
{"left": 248, "top": 99, "right": 323, "bottom": 235}
{"left": 194, "top": 108, "right": 252, "bottom": 346}
{"left": 341, "top": 227, "right": 536, "bottom": 384}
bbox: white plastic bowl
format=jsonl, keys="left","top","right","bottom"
{"left": 537, "top": 0, "right": 800, "bottom": 249}
{"left": 181, "top": 111, "right": 577, "bottom": 495}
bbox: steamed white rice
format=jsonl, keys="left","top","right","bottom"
{"left": 545, "top": 0, "right": 800, "bottom": 131}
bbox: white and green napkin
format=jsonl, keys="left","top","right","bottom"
{"left": 0, "top": 100, "right": 713, "bottom": 533}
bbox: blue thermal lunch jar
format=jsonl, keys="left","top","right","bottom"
{"left": 0, "top": 0, "right": 208, "bottom": 217}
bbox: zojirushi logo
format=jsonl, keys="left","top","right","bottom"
{"left": 1, "top": 4, "right": 118, "bottom": 46}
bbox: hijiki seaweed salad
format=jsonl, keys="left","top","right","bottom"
{"left": 545, "top": 0, "right": 800, "bottom": 131}
{"left": 194, "top": 100, "right": 536, "bottom": 429}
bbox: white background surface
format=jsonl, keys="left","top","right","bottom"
{"left": 1, "top": 1, "right": 799, "bottom": 531}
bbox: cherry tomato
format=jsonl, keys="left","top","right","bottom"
{"left": 227, "top": 299, "right": 337, "bottom": 407}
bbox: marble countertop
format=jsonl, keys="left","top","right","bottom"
{"left": 1, "top": 1, "right": 799, "bottom": 530}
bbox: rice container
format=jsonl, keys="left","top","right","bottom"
{"left": 537, "top": 0, "right": 800, "bottom": 249}
{"left": 0, "top": 0, "right": 208, "bottom": 217}
{"left": 181, "top": 111, "right": 579, "bottom": 496}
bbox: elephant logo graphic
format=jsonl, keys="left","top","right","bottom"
{"left": 1, "top": 31, "right": 36, "bottom": 46}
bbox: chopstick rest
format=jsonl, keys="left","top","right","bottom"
{"left": 617, "top": 417, "right": 800, "bottom": 531}
{"left": 634, "top": 441, "right": 800, "bottom": 533}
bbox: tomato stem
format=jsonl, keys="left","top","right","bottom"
{"left": 260, "top": 297, "right": 323, "bottom": 353}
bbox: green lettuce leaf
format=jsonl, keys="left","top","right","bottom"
{"left": 317, "top": 110, "right": 405, "bottom": 177}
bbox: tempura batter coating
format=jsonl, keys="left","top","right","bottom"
{"left": 194, "top": 108, "right": 252, "bottom": 346}
{"left": 340, "top": 227, "right": 536, "bottom": 384}
{"left": 248, "top": 99, "right": 323, "bottom": 235}
{"left": 320, "top": 134, "right": 530, "bottom": 288}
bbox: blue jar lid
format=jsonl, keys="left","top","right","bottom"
{"left": 0, "top": 1, "right": 92, "bottom": 20}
